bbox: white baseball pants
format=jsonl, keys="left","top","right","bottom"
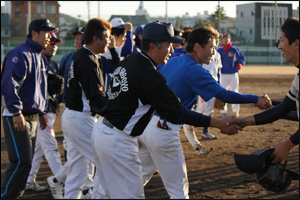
{"left": 27, "top": 113, "right": 65, "bottom": 183}
{"left": 220, "top": 73, "right": 239, "bottom": 114}
{"left": 62, "top": 108, "right": 99, "bottom": 199}
{"left": 92, "top": 116, "right": 145, "bottom": 199}
{"left": 182, "top": 96, "right": 215, "bottom": 148}
{"left": 138, "top": 115, "right": 189, "bottom": 199}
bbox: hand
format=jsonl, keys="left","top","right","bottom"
{"left": 227, "top": 115, "right": 255, "bottom": 128}
{"left": 237, "top": 64, "right": 243, "bottom": 70}
{"left": 108, "top": 35, "right": 115, "bottom": 49}
{"left": 124, "top": 22, "right": 133, "bottom": 32}
{"left": 256, "top": 94, "right": 272, "bottom": 110}
{"left": 218, "top": 115, "right": 243, "bottom": 135}
{"left": 13, "top": 114, "right": 25, "bottom": 132}
{"left": 39, "top": 114, "right": 49, "bottom": 130}
{"left": 271, "top": 138, "right": 296, "bottom": 165}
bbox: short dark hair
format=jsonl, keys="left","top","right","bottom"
{"left": 180, "top": 30, "right": 192, "bottom": 45}
{"left": 281, "top": 17, "right": 299, "bottom": 45}
{"left": 111, "top": 27, "right": 125, "bottom": 37}
{"left": 27, "top": 29, "right": 42, "bottom": 39}
{"left": 173, "top": 28, "right": 182, "bottom": 37}
{"left": 134, "top": 36, "right": 141, "bottom": 48}
{"left": 186, "top": 24, "right": 218, "bottom": 53}
{"left": 140, "top": 40, "right": 164, "bottom": 52}
{"left": 84, "top": 18, "right": 112, "bottom": 45}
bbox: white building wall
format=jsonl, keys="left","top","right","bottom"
{"left": 236, "top": 3, "right": 255, "bottom": 43}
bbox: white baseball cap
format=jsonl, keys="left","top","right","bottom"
{"left": 110, "top": 17, "right": 125, "bottom": 28}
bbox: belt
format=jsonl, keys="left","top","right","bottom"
{"left": 102, "top": 118, "right": 114, "bottom": 129}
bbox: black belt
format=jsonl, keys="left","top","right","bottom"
{"left": 102, "top": 118, "right": 114, "bottom": 129}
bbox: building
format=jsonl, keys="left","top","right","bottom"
{"left": 3, "top": 1, "right": 60, "bottom": 44}
{"left": 1, "top": 13, "right": 11, "bottom": 45}
{"left": 293, "top": 6, "right": 299, "bottom": 18}
{"left": 236, "top": 2, "right": 292, "bottom": 46}
{"left": 108, "top": 15, "right": 149, "bottom": 31}
{"left": 59, "top": 13, "right": 82, "bottom": 39}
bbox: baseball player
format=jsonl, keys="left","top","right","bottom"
{"left": 91, "top": 21, "right": 243, "bottom": 199}
{"left": 229, "top": 17, "right": 299, "bottom": 165}
{"left": 25, "top": 32, "right": 63, "bottom": 192}
{"left": 133, "top": 24, "right": 145, "bottom": 53}
{"left": 183, "top": 34, "right": 223, "bottom": 152}
{"left": 62, "top": 18, "right": 112, "bottom": 199}
{"left": 139, "top": 24, "right": 271, "bottom": 198}
{"left": 217, "top": 32, "right": 245, "bottom": 118}
{"left": 101, "top": 17, "right": 134, "bottom": 61}
{"left": 1, "top": 18, "right": 57, "bottom": 199}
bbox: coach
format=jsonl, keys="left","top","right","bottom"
{"left": 1, "top": 18, "right": 58, "bottom": 199}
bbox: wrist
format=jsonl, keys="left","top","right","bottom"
{"left": 13, "top": 111, "right": 22, "bottom": 117}
{"left": 284, "top": 138, "right": 296, "bottom": 150}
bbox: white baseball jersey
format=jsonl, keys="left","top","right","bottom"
{"left": 202, "top": 51, "right": 222, "bottom": 81}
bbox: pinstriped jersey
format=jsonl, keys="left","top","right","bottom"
{"left": 287, "top": 70, "right": 299, "bottom": 119}
{"left": 99, "top": 52, "right": 183, "bottom": 137}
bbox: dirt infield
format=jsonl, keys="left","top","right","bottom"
{"left": 1, "top": 66, "right": 299, "bottom": 199}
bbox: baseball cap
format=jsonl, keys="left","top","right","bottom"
{"left": 28, "top": 18, "right": 58, "bottom": 33}
{"left": 50, "top": 32, "right": 62, "bottom": 43}
{"left": 142, "top": 21, "right": 184, "bottom": 43}
{"left": 223, "top": 32, "right": 231, "bottom": 38}
{"left": 72, "top": 25, "right": 85, "bottom": 35}
{"left": 135, "top": 24, "right": 145, "bottom": 36}
{"left": 110, "top": 17, "right": 125, "bottom": 28}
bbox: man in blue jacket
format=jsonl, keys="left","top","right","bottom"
{"left": 216, "top": 33, "right": 245, "bottom": 118}
{"left": 1, "top": 18, "right": 58, "bottom": 199}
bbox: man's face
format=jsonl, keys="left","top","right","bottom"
{"left": 74, "top": 33, "right": 83, "bottom": 50}
{"left": 278, "top": 31, "right": 296, "bottom": 64}
{"left": 114, "top": 32, "right": 126, "bottom": 47}
{"left": 32, "top": 30, "right": 51, "bottom": 48}
{"left": 198, "top": 38, "right": 216, "bottom": 65}
{"left": 42, "top": 41, "right": 59, "bottom": 57}
{"left": 155, "top": 41, "right": 174, "bottom": 65}
{"left": 222, "top": 36, "right": 231, "bottom": 46}
{"left": 97, "top": 30, "right": 111, "bottom": 54}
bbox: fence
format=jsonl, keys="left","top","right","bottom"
{"left": 0, "top": 44, "right": 293, "bottom": 66}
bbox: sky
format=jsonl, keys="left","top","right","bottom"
{"left": 1, "top": 1, "right": 299, "bottom": 22}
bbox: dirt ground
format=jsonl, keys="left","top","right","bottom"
{"left": 1, "top": 66, "right": 299, "bottom": 199}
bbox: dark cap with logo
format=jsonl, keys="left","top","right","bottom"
{"left": 223, "top": 32, "right": 231, "bottom": 38}
{"left": 28, "top": 18, "right": 58, "bottom": 33}
{"left": 142, "top": 21, "right": 184, "bottom": 43}
{"left": 72, "top": 26, "right": 85, "bottom": 35}
{"left": 50, "top": 32, "right": 62, "bottom": 43}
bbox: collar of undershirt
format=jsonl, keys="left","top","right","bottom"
{"left": 83, "top": 46, "right": 98, "bottom": 58}
{"left": 139, "top": 51, "right": 158, "bottom": 69}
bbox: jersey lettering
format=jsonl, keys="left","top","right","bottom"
{"left": 107, "top": 66, "right": 129, "bottom": 100}
{"left": 67, "top": 61, "right": 74, "bottom": 88}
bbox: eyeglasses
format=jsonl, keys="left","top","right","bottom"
{"left": 34, "top": 21, "right": 53, "bottom": 31}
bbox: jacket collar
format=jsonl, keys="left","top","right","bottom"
{"left": 25, "top": 37, "right": 44, "bottom": 53}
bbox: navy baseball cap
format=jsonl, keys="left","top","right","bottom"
{"left": 142, "top": 21, "right": 184, "bottom": 43}
{"left": 223, "top": 32, "right": 231, "bottom": 38}
{"left": 72, "top": 26, "right": 85, "bottom": 35}
{"left": 135, "top": 24, "right": 145, "bottom": 36}
{"left": 50, "top": 32, "right": 62, "bottom": 43}
{"left": 29, "top": 18, "right": 58, "bottom": 33}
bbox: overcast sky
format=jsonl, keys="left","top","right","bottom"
{"left": 1, "top": 1, "right": 299, "bottom": 22}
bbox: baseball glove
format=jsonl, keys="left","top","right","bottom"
{"left": 47, "top": 73, "right": 64, "bottom": 96}
{"left": 214, "top": 98, "right": 225, "bottom": 110}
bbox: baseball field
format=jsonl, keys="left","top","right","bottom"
{"left": 1, "top": 65, "right": 299, "bottom": 199}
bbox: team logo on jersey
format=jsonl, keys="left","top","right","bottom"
{"left": 67, "top": 61, "right": 74, "bottom": 88}
{"left": 228, "top": 52, "right": 234, "bottom": 57}
{"left": 12, "top": 57, "right": 18, "bottom": 63}
{"left": 107, "top": 67, "right": 128, "bottom": 100}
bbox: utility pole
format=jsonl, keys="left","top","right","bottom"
{"left": 87, "top": 1, "right": 90, "bottom": 20}
{"left": 165, "top": 1, "right": 168, "bottom": 23}
{"left": 43, "top": 1, "right": 46, "bottom": 18}
{"left": 98, "top": 1, "right": 100, "bottom": 18}
{"left": 275, "top": 1, "right": 278, "bottom": 41}
{"left": 27, "top": 1, "right": 31, "bottom": 33}
{"left": 218, "top": 1, "right": 221, "bottom": 34}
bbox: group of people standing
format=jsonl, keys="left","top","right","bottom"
{"left": 1, "top": 16, "right": 298, "bottom": 199}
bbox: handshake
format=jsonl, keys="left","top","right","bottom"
{"left": 216, "top": 94, "right": 272, "bottom": 135}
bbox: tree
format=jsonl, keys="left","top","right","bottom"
{"left": 174, "top": 18, "right": 185, "bottom": 29}
{"left": 208, "top": 5, "right": 228, "bottom": 31}
{"left": 193, "top": 20, "right": 216, "bottom": 29}
{"left": 64, "top": 20, "right": 87, "bottom": 40}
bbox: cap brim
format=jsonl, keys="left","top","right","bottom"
{"left": 166, "top": 36, "right": 185, "bottom": 43}
{"left": 113, "top": 25, "right": 125, "bottom": 28}
{"left": 39, "top": 27, "right": 58, "bottom": 33}
{"left": 234, "top": 154, "right": 266, "bottom": 174}
{"left": 51, "top": 38, "right": 62, "bottom": 43}
{"left": 72, "top": 31, "right": 84, "bottom": 35}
